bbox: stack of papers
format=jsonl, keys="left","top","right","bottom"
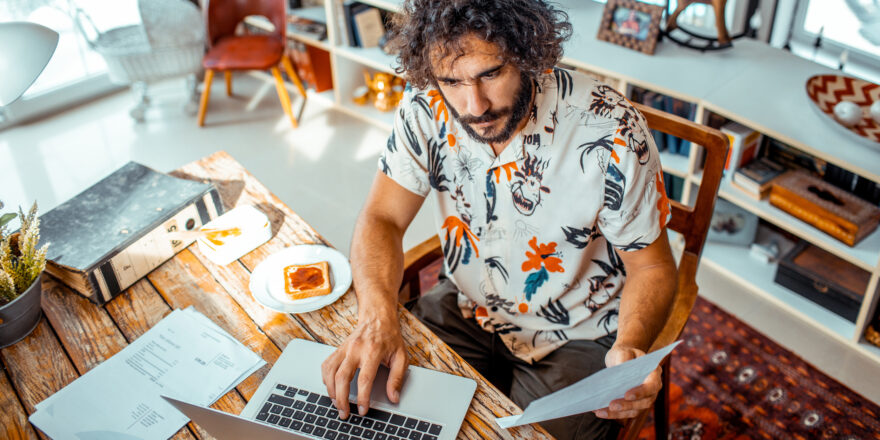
{"left": 30, "top": 308, "right": 265, "bottom": 439}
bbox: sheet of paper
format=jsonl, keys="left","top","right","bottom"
{"left": 496, "top": 341, "right": 681, "bottom": 429}
{"left": 29, "top": 307, "right": 265, "bottom": 439}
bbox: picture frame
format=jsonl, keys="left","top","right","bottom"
{"left": 596, "top": 0, "right": 665, "bottom": 55}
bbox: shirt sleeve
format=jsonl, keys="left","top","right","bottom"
{"left": 596, "top": 104, "right": 671, "bottom": 251}
{"left": 377, "top": 88, "right": 432, "bottom": 197}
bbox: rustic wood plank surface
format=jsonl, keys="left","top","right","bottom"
{"left": 0, "top": 317, "right": 79, "bottom": 440}
{"left": 0, "top": 363, "right": 38, "bottom": 440}
{"left": 1, "top": 150, "right": 550, "bottom": 439}
{"left": 177, "top": 151, "right": 551, "bottom": 439}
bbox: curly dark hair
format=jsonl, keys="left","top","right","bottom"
{"left": 386, "top": 0, "right": 572, "bottom": 89}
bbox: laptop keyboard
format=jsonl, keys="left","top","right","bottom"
{"left": 255, "top": 383, "right": 444, "bottom": 440}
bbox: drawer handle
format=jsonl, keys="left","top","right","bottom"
{"left": 813, "top": 281, "right": 829, "bottom": 294}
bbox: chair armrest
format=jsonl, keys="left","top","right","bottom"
{"left": 400, "top": 235, "right": 442, "bottom": 303}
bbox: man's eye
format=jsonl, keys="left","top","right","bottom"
{"left": 483, "top": 70, "right": 500, "bottom": 80}
{"left": 442, "top": 80, "right": 460, "bottom": 87}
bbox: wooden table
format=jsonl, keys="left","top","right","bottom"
{"left": 1, "top": 151, "right": 550, "bottom": 440}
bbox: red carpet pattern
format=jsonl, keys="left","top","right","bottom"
{"left": 640, "top": 298, "right": 880, "bottom": 440}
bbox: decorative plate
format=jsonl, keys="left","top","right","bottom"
{"left": 805, "top": 74, "right": 880, "bottom": 147}
{"left": 248, "top": 245, "right": 352, "bottom": 314}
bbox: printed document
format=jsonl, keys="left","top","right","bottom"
{"left": 29, "top": 307, "right": 265, "bottom": 439}
{"left": 496, "top": 341, "right": 681, "bottom": 428}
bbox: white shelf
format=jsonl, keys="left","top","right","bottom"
{"left": 702, "top": 177, "right": 880, "bottom": 271}
{"left": 701, "top": 240, "right": 857, "bottom": 342}
{"left": 244, "top": 14, "right": 332, "bottom": 51}
{"left": 353, "top": 0, "right": 403, "bottom": 12}
{"left": 335, "top": 45, "right": 397, "bottom": 74}
{"left": 700, "top": 43, "right": 880, "bottom": 183}
{"left": 860, "top": 339, "right": 880, "bottom": 359}
{"left": 659, "top": 151, "right": 689, "bottom": 178}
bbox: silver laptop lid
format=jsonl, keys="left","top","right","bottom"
{"left": 162, "top": 396, "right": 310, "bottom": 440}
{"left": 242, "top": 338, "right": 477, "bottom": 440}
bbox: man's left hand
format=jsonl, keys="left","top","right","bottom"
{"left": 593, "top": 345, "right": 662, "bottom": 419}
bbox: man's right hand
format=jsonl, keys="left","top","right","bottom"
{"left": 320, "top": 313, "right": 408, "bottom": 419}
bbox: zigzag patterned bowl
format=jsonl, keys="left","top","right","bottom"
{"left": 806, "top": 74, "right": 880, "bottom": 148}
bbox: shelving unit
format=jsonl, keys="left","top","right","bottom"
{"left": 264, "top": 0, "right": 880, "bottom": 372}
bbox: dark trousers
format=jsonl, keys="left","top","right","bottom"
{"left": 410, "top": 277, "right": 621, "bottom": 440}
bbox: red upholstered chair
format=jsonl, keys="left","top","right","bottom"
{"left": 197, "top": 0, "right": 307, "bottom": 127}
{"left": 399, "top": 102, "right": 729, "bottom": 439}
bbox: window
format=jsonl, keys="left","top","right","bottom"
{"left": 0, "top": 0, "right": 138, "bottom": 128}
{"left": 785, "top": 0, "right": 880, "bottom": 83}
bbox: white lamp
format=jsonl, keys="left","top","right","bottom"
{"left": 0, "top": 22, "right": 59, "bottom": 106}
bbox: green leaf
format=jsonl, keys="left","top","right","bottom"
{"left": 0, "top": 213, "right": 16, "bottom": 228}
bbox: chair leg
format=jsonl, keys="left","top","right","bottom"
{"left": 271, "top": 66, "right": 297, "bottom": 128}
{"left": 225, "top": 71, "right": 232, "bottom": 96}
{"left": 280, "top": 55, "right": 308, "bottom": 122}
{"left": 197, "top": 69, "right": 215, "bottom": 127}
{"left": 281, "top": 55, "right": 308, "bottom": 98}
{"left": 653, "top": 358, "right": 671, "bottom": 439}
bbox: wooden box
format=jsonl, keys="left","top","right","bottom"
{"left": 769, "top": 170, "right": 880, "bottom": 246}
{"left": 774, "top": 241, "right": 870, "bottom": 322}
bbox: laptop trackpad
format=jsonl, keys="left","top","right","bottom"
{"left": 349, "top": 365, "right": 410, "bottom": 406}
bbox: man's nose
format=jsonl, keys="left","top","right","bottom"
{"left": 464, "top": 84, "right": 490, "bottom": 117}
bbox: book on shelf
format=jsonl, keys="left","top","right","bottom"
{"left": 342, "top": 1, "right": 372, "bottom": 47}
{"left": 352, "top": 6, "right": 384, "bottom": 48}
{"left": 764, "top": 137, "right": 825, "bottom": 175}
{"left": 631, "top": 87, "right": 694, "bottom": 156}
{"left": 721, "top": 121, "right": 763, "bottom": 180}
{"left": 662, "top": 172, "right": 684, "bottom": 201}
{"left": 38, "top": 162, "right": 223, "bottom": 305}
{"left": 288, "top": 6, "right": 327, "bottom": 41}
{"left": 825, "top": 163, "right": 880, "bottom": 205}
{"left": 731, "top": 157, "right": 785, "bottom": 199}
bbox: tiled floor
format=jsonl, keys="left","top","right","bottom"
{"left": 3, "top": 74, "right": 879, "bottom": 405}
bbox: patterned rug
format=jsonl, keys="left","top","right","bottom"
{"left": 638, "top": 298, "right": 880, "bottom": 440}
{"left": 416, "top": 262, "right": 880, "bottom": 439}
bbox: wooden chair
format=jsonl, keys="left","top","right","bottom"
{"left": 198, "top": 0, "right": 307, "bottom": 128}
{"left": 399, "top": 102, "right": 729, "bottom": 439}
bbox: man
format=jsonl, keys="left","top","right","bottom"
{"left": 321, "top": 0, "right": 677, "bottom": 438}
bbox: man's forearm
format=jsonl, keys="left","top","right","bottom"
{"left": 614, "top": 263, "right": 677, "bottom": 352}
{"left": 350, "top": 213, "right": 407, "bottom": 322}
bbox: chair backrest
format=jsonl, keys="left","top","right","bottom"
{"left": 205, "top": 0, "right": 286, "bottom": 46}
{"left": 631, "top": 102, "right": 728, "bottom": 350}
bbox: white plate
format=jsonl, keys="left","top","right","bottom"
{"left": 248, "top": 245, "right": 352, "bottom": 313}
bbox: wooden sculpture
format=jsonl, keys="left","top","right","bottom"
{"left": 666, "top": 0, "right": 732, "bottom": 46}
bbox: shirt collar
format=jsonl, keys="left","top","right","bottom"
{"left": 520, "top": 71, "right": 559, "bottom": 152}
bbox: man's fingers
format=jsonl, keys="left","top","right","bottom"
{"left": 334, "top": 359, "right": 357, "bottom": 419}
{"left": 386, "top": 348, "right": 407, "bottom": 403}
{"left": 625, "top": 369, "right": 662, "bottom": 400}
{"left": 321, "top": 351, "right": 343, "bottom": 401}
{"left": 356, "top": 357, "right": 381, "bottom": 416}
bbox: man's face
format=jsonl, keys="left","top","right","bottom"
{"left": 431, "top": 35, "right": 532, "bottom": 145}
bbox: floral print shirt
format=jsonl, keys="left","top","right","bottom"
{"left": 379, "top": 69, "right": 670, "bottom": 363}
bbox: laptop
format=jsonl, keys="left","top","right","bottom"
{"left": 162, "top": 338, "right": 477, "bottom": 440}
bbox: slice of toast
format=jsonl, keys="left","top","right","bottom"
{"left": 284, "top": 261, "right": 332, "bottom": 300}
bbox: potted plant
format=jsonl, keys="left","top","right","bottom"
{"left": 0, "top": 201, "right": 48, "bottom": 348}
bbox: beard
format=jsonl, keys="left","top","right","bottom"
{"left": 445, "top": 72, "right": 534, "bottom": 145}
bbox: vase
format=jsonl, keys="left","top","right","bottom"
{"left": 0, "top": 272, "right": 43, "bottom": 348}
